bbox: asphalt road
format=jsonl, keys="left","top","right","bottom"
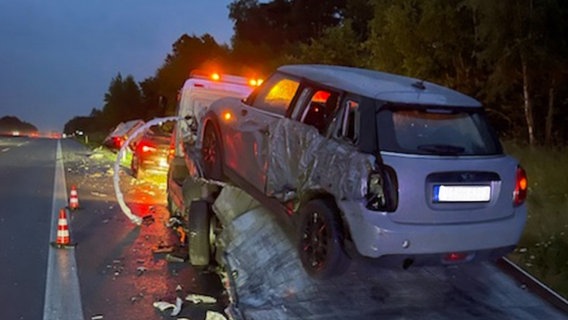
{"left": 1, "top": 136, "right": 566, "bottom": 320}
{"left": 0, "top": 137, "right": 226, "bottom": 320}
{"left": 0, "top": 137, "right": 56, "bottom": 319}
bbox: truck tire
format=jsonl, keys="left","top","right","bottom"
{"left": 201, "top": 123, "right": 223, "bottom": 181}
{"left": 166, "top": 191, "right": 178, "bottom": 218}
{"left": 131, "top": 154, "right": 138, "bottom": 178}
{"left": 131, "top": 154, "right": 145, "bottom": 179}
{"left": 188, "top": 200, "right": 212, "bottom": 267}
{"left": 298, "top": 199, "right": 350, "bottom": 279}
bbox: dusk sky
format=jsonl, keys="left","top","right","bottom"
{"left": 0, "top": 0, "right": 235, "bottom": 132}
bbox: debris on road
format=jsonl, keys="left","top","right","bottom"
{"left": 206, "top": 310, "right": 227, "bottom": 320}
{"left": 152, "top": 244, "right": 174, "bottom": 254}
{"left": 166, "top": 253, "right": 186, "bottom": 263}
{"left": 153, "top": 300, "right": 176, "bottom": 312}
{"left": 171, "top": 297, "right": 183, "bottom": 316}
{"left": 91, "top": 314, "right": 104, "bottom": 320}
{"left": 90, "top": 191, "right": 108, "bottom": 198}
{"left": 136, "top": 266, "right": 147, "bottom": 276}
{"left": 141, "top": 214, "right": 155, "bottom": 225}
{"left": 152, "top": 297, "right": 183, "bottom": 316}
{"left": 185, "top": 293, "right": 217, "bottom": 304}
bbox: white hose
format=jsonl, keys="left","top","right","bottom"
{"left": 113, "top": 116, "right": 182, "bottom": 225}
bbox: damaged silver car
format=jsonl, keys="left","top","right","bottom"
{"left": 197, "top": 64, "right": 528, "bottom": 279}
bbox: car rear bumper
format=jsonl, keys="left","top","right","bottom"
{"left": 337, "top": 200, "right": 527, "bottom": 260}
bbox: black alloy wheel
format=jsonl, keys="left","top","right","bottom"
{"left": 298, "top": 199, "right": 350, "bottom": 279}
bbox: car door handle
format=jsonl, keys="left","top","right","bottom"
{"left": 241, "top": 109, "right": 248, "bottom": 116}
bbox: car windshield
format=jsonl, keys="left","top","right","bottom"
{"left": 376, "top": 104, "right": 502, "bottom": 156}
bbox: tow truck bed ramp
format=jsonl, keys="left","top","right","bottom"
{"left": 212, "top": 186, "right": 568, "bottom": 320}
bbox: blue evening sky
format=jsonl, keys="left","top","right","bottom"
{"left": 0, "top": 0, "right": 235, "bottom": 132}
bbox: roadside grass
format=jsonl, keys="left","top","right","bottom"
{"left": 503, "top": 142, "right": 568, "bottom": 299}
{"left": 71, "top": 131, "right": 132, "bottom": 166}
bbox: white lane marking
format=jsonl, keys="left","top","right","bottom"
{"left": 1, "top": 148, "right": 9, "bottom": 152}
{"left": 43, "top": 140, "right": 84, "bottom": 320}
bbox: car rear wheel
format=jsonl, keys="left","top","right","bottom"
{"left": 188, "top": 200, "right": 213, "bottom": 267}
{"left": 298, "top": 199, "right": 350, "bottom": 279}
{"left": 201, "top": 123, "right": 223, "bottom": 181}
{"left": 131, "top": 154, "right": 145, "bottom": 179}
{"left": 131, "top": 154, "right": 138, "bottom": 177}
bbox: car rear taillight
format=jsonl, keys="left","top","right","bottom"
{"left": 513, "top": 165, "right": 528, "bottom": 207}
{"left": 137, "top": 141, "right": 156, "bottom": 153}
{"left": 141, "top": 145, "right": 157, "bottom": 153}
{"left": 112, "top": 136, "right": 124, "bottom": 148}
{"left": 366, "top": 166, "right": 398, "bottom": 212}
{"left": 442, "top": 252, "right": 472, "bottom": 263}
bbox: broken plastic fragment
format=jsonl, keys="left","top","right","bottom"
{"left": 142, "top": 215, "right": 155, "bottom": 225}
{"left": 136, "top": 266, "right": 147, "bottom": 276}
{"left": 171, "top": 297, "right": 183, "bottom": 316}
{"left": 165, "top": 254, "right": 185, "bottom": 263}
{"left": 167, "top": 217, "right": 183, "bottom": 228}
{"left": 206, "top": 310, "right": 227, "bottom": 320}
{"left": 152, "top": 301, "right": 175, "bottom": 312}
{"left": 91, "top": 191, "right": 107, "bottom": 197}
{"left": 186, "top": 294, "right": 217, "bottom": 304}
{"left": 152, "top": 245, "right": 174, "bottom": 254}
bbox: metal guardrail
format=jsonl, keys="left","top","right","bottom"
{"left": 497, "top": 257, "right": 568, "bottom": 314}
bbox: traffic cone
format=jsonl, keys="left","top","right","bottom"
{"left": 51, "top": 208, "right": 76, "bottom": 248}
{"left": 69, "top": 185, "right": 79, "bottom": 210}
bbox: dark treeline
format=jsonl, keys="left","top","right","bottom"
{"left": 65, "top": 0, "right": 568, "bottom": 146}
{"left": 0, "top": 116, "right": 38, "bottom": 135}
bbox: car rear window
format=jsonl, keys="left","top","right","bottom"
{"left": 376, "top": 105, "right": 502, "bottom": 156}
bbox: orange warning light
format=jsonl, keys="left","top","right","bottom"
{"left": 249, "top": 78, "right": 264, "bottom": 86}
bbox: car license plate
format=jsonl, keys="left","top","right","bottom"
{"left": 433, "top": 185, "right": 491, "bottom": 202}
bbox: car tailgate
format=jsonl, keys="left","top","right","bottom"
{"left": 382, "top": 153, "right": 520, "bottom": 224}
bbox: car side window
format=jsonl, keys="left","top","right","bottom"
{"left": 335, "top": 99, "right": 360, "bottom": 144}
{"left": 298, "top": 88, "right": 339, "bottom": 135}
{"left": 249, "top": 73, "right": 300, "bottom": 116}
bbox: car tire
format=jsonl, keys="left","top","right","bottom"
{"left": 131, "top": 154, "right": 138, "bottom": 178}
{"left": 188, "top": 200, "right": 212, "bottom": 267}
{"left": 298, "top": 199, "right": 350, "bottom": 279}
{"left": 166, "top": 191, "right": 178, "bottom": 218}
{"left": 201, "top": 123, "right": 223, "bottom": 181}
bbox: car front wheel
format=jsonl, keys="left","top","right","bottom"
{"left": 298, "top": 199, "right": 350, "bottom": 279}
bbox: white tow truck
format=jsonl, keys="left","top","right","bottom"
{"left": 166, "top": 71, "right": 260, "bottom": 266}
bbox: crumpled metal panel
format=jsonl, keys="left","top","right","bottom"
{"left": 265, "top": 118, "right": 375, "bottom": 203}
